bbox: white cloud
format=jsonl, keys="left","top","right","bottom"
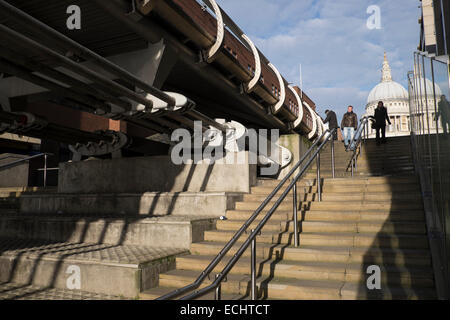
{"left": 216, "top": 0, "right": 421, "bottom": 120}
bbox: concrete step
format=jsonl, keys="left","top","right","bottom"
{"left": 307, "top": 169, "right": 416, "bottom": 177}
{"left": 142, "top": 286, "right": 245, "bottom": 300}
{"left": 243, "top": 192, "right": 423, "bottom": 203}
{"left": 139, "top": 285, "right": 244, "bottom": 300}
{"left": 216, "top": 219, "right": 426, "bottom": 234}
{"left": 319, "top": 154, "right": 412, "bottom": 160}
{"left": 157, "top": 269, "right": 435, "bottom": 300}
{"left": 175, "top": 255, "right": 434, "bottom": 288}
{"left": 204, "top": 230, "right": 429, "bottom": 249}
{"left": 225, "top": 210, "right": 425, "bottom": 222}
{"left": 311, "top": 166, "right": 416, "bottom": 172}
{"left": 325, "top": 154, "right": 413, "bottom": 161}
{"left": 339, "top": 282, "right": 435, "bottom": 300}
{"left": 235, "top": 200, "right": 423, "bottom": 212}
{"left": 322, "top": 149, "right": 412, "bottom": 155}
{"left": 257, "top": 176, "right": 418, "bottom": 187}
{"left": 0, "top": 187, "right": 57, "bottom": 196}
{"left": 190, "top": 242, "right": 432, "bottom": 266}
{"left": 0, "top": 215, "right": 216, "bottom": 250}
{"left": 321, "top": 184, "right": 419, "bottom": 192}
{"left": 0, "top": 238, "right": 187, "bottom": 298}
{"left": 19, "top": 192, "right": 237, "bottom": 217}
{"left": 314, "top": 166, "right": 416, "bottom": 174}
{"left": 0, "top": 199, "right": 18, "bottom": 210}
{"left": 0, "top": 282, "right": 125, "bottom": 300}
{"left": 251, "top": 184, "right": 420, "bottom": 195}
{"left": 307, "top": 201, "right": 423, "bottom": 211}
{"left": 314, "top": 159, "right": 414, "bottom": 166}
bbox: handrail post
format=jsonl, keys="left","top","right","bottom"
{"left": 43, "top": 153, "right": 48, "bottom": 188}
{"left": 293, "top": 182, "right": 299, "bottom": 247}
{"left": 316, "top": 153, "right": 321, "bottom": 202}
{"left": 351, "top": 158, "right": 354, "bottom": 177}
{"left": 251, "top": 230, "right": 257, "bottom": 300}
{"left": 331, "top": 136, "right": 335, "bottom": 179}
{"left": 215, "top": 274, "right": 221, "bottom": 300}
{"left": 363, "top": 120, "right": 366, "bottom": 145}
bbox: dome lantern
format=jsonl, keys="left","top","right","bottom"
{"left": 381, "top": 52, "right": 393, "bottom": 83}
{"left": 367, "top": 52, "right": 408, "bottom": 104}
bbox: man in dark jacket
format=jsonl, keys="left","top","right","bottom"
{"left": 340, "top": 106, "right": 358, "bottom": 148}
{"left": 324, "top": 109, "right": 338, "bottom": 140}
{"left": 371, "top": 101, "right": 391, "bottom": 145}
{"left": 436, "top": 95, "right": 450, "bottom": 135}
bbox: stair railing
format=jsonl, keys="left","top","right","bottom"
{"left": 0, "top": 152, "right": 53, "bottom": 186}
{"left": 346, "top": 116, "right": 369, "bottom": 177}
{"left": 157, "top": 128, "right": 337, "bottom": 300}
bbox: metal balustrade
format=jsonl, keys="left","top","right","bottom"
{"left": 157, "top": 129, "right": 337, "bottom": 300}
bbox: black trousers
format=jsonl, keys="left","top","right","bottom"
{"left": 375, "top": 125, "right": 386, "bottom": 143}
{"left": 331, "top": 128, "right": 338, "bottom": 140}
{"left": 442, "top": 117, "right": 449, "bottom": 135}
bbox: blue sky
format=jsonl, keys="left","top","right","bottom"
{"left": 217, "top": 0, "right": 421, "bottom": 120}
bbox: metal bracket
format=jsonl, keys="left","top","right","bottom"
{"left": 289, "top": 85, "right": 304, "bottom": 130}
{"left": 0, "top": 112, "right": 47, "bottom": 135}
{"left": 268, "top": 63, "right": 286, "bottom": 114}
{"left": 69, "top": 130, "right": 130, "bottom": 161}
{"left": 126, "top": 0, "right": 144, "bottom": 21}
{"left": 304, "top": 101, "right": 318, "bottom": 139}
{"left": 242, "top": 34, "right": 261, "bottom": 93}
{"left": 128, "top": 91, "right": 196, "bottom": 118}
{"left": 208, "top": 273, "right": 227, "bottom": 282}
{"left": 202, "top": 0, "right": 224, "bottom": 63}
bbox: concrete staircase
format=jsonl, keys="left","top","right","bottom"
{"left": 0, "top": 187, "right": 216, "bottom": 299}
{"left": 142, "top": 136, "right": 436, "bottom": 299}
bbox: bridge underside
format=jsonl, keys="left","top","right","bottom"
{"left": 0, "top": 0, "right": 322, "bottom": 164}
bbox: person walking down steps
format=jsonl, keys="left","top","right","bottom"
{"left": 436, "top": 95, "right": 450, "bottom": 137}
{"left": 324, "top": 109, "right": 338, "bottom": 140}
{"left": 370, "top": 101, "right": 392, "bottom": 145}
{"left": 341, "top": 106, "right": 358, "bottom": 150}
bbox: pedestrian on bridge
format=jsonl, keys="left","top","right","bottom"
{"left": 340, "top": 106, "right": 358, "bottom": 149}
{"left": 370, "top": 101, "right": 391, "bottom": 145}
{"left": 324, "top": 109, "right": 338, "bottom": 140}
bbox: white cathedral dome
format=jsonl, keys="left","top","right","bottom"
{"left": 367, "top": 53, "right": 408, "bottom": 104}
{"left": 364, "top": 52, "right": 443, "bottom": 139}
{"left": 367, "top": 81, "right": 408, "bottom": 104}
{"left": 413, "top": 76, "right": 443, "bottom": 98}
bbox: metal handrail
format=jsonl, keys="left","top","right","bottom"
{"left": 0, "top": 152, "right": 52, "bottom": 170}
{"left": 0, "top": 155, "right": 24, "bottom": 162}
{"left": 346, "top": 116, "right": 369, "bottom": 176}
{"left": 157, "top": 128, "right": 336, "bottom": 300}
{"left": 0, "top": 152, "right": 54, "bottom": 186}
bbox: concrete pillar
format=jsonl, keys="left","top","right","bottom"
{"left": 277, "top": 134, "right": 311, "bottom": 180}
